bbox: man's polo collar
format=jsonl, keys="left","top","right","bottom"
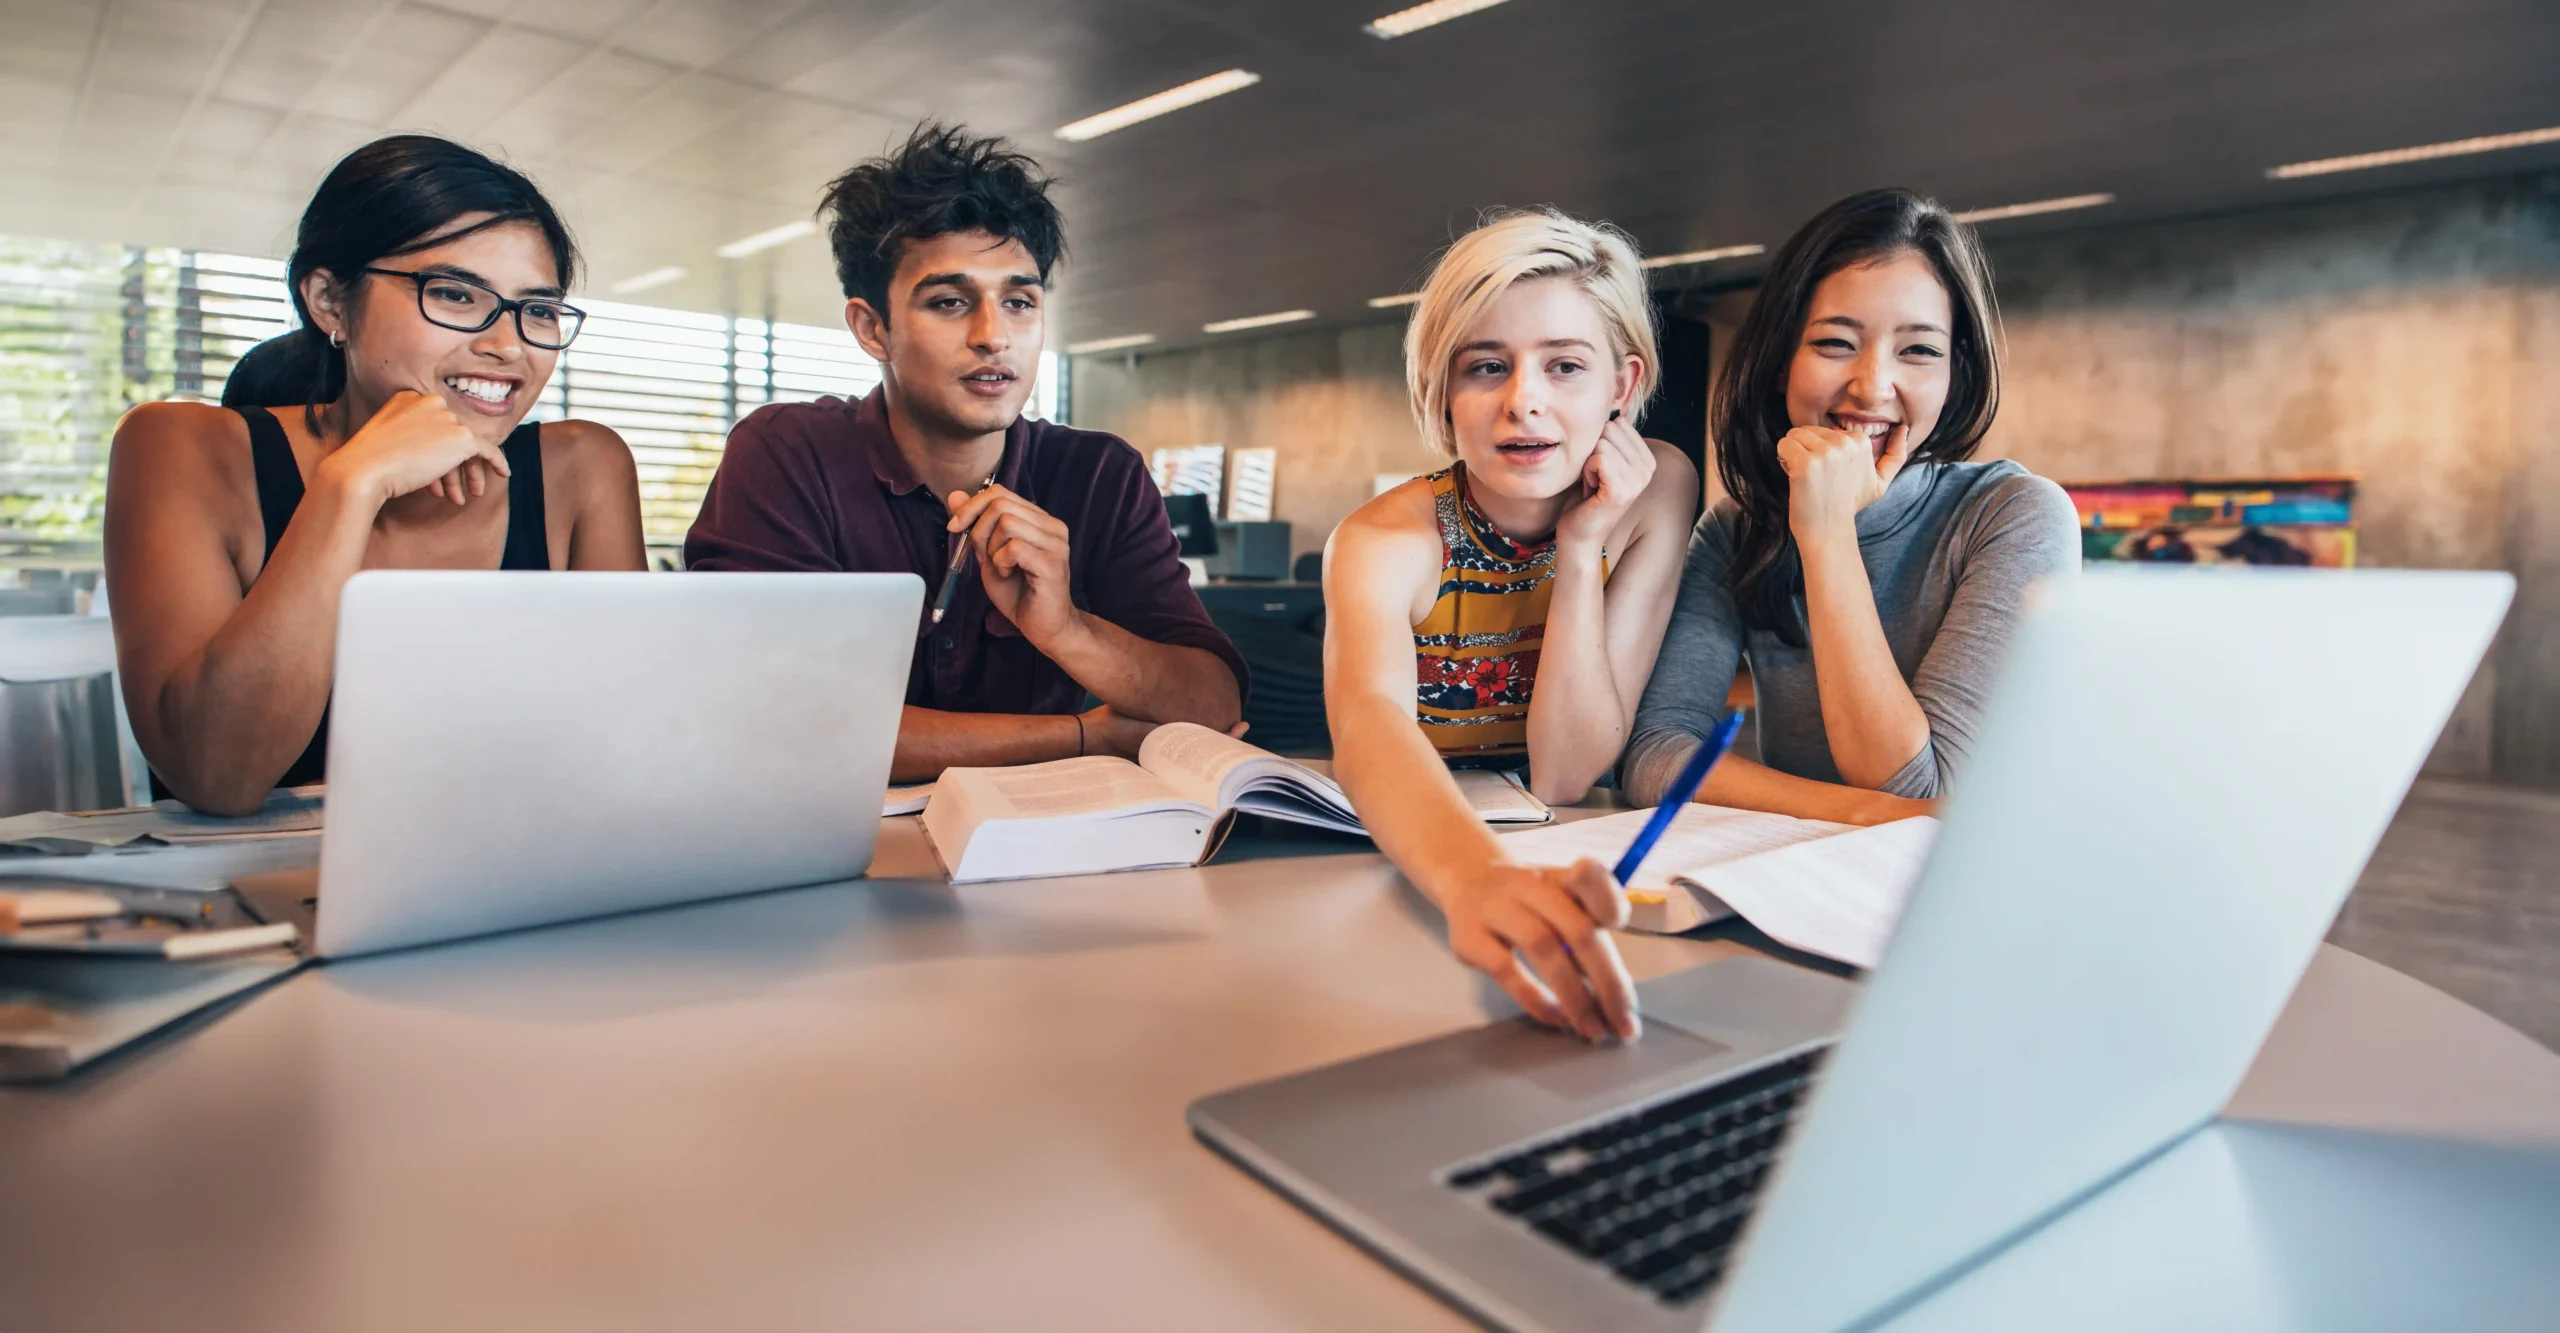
{"left": 855, "top": 387, "right": 1036, "bottom": 498}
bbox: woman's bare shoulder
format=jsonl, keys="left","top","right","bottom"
{"left": 1640, "top": 437, "right": 1700, "bottom": 502}
{"left": 1326, "top": 474, "right": 1447, "bottom": 598}
{"left": 1618, "top": 438, "right": 1700, "bottom": 549}
{"left": 111, "top": 401, "right": 256, "bottom": 488}
{"left": 539, "top": 418, "right": 639, "bottom": 495}
{"left": 539, "top": 418, "right": 635, "bottom": 469}
{"left": 1337, "top": 473, "right": 1443, "bottom": 543}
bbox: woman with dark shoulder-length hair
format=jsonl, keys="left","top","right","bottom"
{"left": 106, "top": 134, "right": 644, "bottom": 814}
{"left": 1622, "top": 188, "right": 2078, "bottom": 822}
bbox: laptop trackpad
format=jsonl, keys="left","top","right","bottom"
{"left": 1459, "top": 1018, "right": 1731, "bottom": 1104}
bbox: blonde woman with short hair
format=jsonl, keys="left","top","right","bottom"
{"left": 1324, "top": 208, "right": 1697, "bottom": 1042}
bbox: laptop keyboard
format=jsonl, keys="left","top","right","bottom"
{"left": 1441, "top": 1047, "right": 1827, "bottom": 1307}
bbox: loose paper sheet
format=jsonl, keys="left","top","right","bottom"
{"left": 883, "top": 784, "right": 934, "bottom": 817}
{"left": 1500, "top": 805, "right": 1853, "bottom": 893}
{"left": 1500, "top": 806, "right": 1936, "bottom": 950}
{"left": 1692, "top": 817, "right": 1939, "bottom": 969}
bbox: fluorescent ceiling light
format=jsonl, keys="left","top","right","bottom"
{"left": 1067, "top": 333, "right": 1157, "bottom": 355}
{"left": 717, "top": 219, "right": 818, "bottom": 259}
{"left": 1203, "top": 309, "right": 1316, "bottom": 334}
{"left": 1949, "top": 193, "right": 2115, "bottom": 224}
{"left": 1641, "top": 244, "right": 1765, "bottom": 271}
{"left": 1366, "top": 0, "right": 1511, "bottom": 39}
{"left": 2267, "top": 125, "right": 2560, "bottom": 179}
{"left": 1367, "top": 292, "right": 1424, "bottom": 308}
{"left": 610, "top": 265, "right": 687, "bottom": 295}
{"left": 1056, "top": 70, "right": 1262, "bottom": 142}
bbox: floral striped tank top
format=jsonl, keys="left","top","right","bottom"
{"left": 1413, "top": 463, "right": 1607, "bottom": 760}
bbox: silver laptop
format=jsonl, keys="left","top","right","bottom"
{"left": 274, "top": 571, "right": 918, "bottom": 958}
{"left": 1189, "top": 568, "right": 2512, "bottom": 1333}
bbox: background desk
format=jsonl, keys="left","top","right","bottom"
{"left": 2, "top": 817, "right": 2555, "bottom": 1332}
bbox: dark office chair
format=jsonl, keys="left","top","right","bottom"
{"left": 1197, "top": 584, "right": 1329, "bottom": 757}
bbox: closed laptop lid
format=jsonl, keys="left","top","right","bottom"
{"left": 1709, "top": 568, "right": 2512, "bottom": 1333}
{"left": 315, "top": 571, "right": 921, "bottom": 957}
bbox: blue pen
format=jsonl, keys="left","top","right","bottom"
{"left": 1612, "top": 709, "right": 1748, "bottom": 887}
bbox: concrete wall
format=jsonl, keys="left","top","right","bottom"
{"left": 1072, "top": 172, "right": 2560, "bottom": 785}
{"left": 1071, "top": 323, "right": 1430, "bottom": 568}
{"left": 1981, "top": 173, "right": 2560, "bottom": 785}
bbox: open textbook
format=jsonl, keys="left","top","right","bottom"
{"left": 921, "top": 722, "right": 1549, "bottom": 882}
{"left": 1498, "top": 805, "right": 1941, "bottom": 968}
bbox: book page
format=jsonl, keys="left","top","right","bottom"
{"left": 1137, "top": 722, "right": 1284, "bottom": 808}
{"left": 947, "top": 757, "right": 1189, "bottom": 820}
{"left": 1689, "top": 817, "right": 1940, "bottom": 969}
{"left": 1498, "top": 805, "right": 1852, "bottom": 893}
{"left": 1141, "top": 716, "right": 1341, "bottom": 808}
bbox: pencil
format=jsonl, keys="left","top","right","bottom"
{"left": 929, "top": 471, "right": 1000, "bottom": 626}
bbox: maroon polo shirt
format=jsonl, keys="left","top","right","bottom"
{"left": 684, "top": 389, "right": 1247, "bottom": 717}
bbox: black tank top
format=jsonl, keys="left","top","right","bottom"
{"left": 148, "top": 406, "right": 550, "bottom": 799}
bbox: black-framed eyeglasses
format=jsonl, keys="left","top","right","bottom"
{"left": 362, "top": 267, "right": 587, "bottom": 349}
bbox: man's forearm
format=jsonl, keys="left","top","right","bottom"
{"left": 892, "top": 706, "right": 1080, "bottom": 783}
{"left": 1034, "top": 612, "right": 1241, "bottom": 727}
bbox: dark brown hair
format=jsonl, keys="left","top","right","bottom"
{"left": 1712, "top": 188, "right": 2001, "bottom": 645}
{"left": 821, "top": 122, "right": 1065, "bottom": 324}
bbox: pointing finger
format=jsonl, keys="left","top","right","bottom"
{"left": 1457, "top": 928, "right": 1571, "bottom": 1032}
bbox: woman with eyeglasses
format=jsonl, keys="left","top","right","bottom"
{"left": 105, "top": 134, "right": 644, "bottom": 814}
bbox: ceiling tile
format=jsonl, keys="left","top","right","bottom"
{"left": 388, "top": 19, "right": 585, "bottom": 134}
{"left": 562, "top": 71, "right": 768, "bottom": 173}
{"left": 285, "top": 4, "right": 491, "bottom": 128}
{"left": 504, "top": 0, "right": 663, "bottom": 45}
{"left": 487, "top": 48, "right": 684, "bottom": 154}
{"left": 608, "top": 0, "right": 810, "bottom": 68}
{"left": 97, "top": 0, "right": 248, "bottom": 95}
{"left": 0, "top": 1, "right": 107, "bottom": 84}
{"left": 216, "top": 0, "right": 400, "bottom": 111}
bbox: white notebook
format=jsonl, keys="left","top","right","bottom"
{"left": 1498, "top": 804, "right": 1940, "bottom": 968}
{"left": 920, "top": 723, "right": 1549, "bottom": 882}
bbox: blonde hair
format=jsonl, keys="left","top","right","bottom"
{"left": 1403, "top": 207, "right": 1661, "bottom": 458}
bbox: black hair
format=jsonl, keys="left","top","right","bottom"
{"left": 820, "top": 122, "right": 1066, "bottom": 323}
{"left": 232, "top": 134, "right": 578, "bottom": 428}
{"left": 1713, "top": 188, "right": 2002, "bottom": 646}
{"left": 218, "top": 333, "right": 316, "bottom": 409}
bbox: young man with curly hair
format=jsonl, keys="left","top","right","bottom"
{"left": 687, "top": 124, "right": 1246, "bottom": 781}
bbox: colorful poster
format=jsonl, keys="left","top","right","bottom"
{"left": 2063, "top": 475, "right": 2357, "bottom": 568}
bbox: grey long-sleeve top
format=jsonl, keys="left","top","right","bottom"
{"left": 1621, "top": 460, "right": 2081, "bottom": 806}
